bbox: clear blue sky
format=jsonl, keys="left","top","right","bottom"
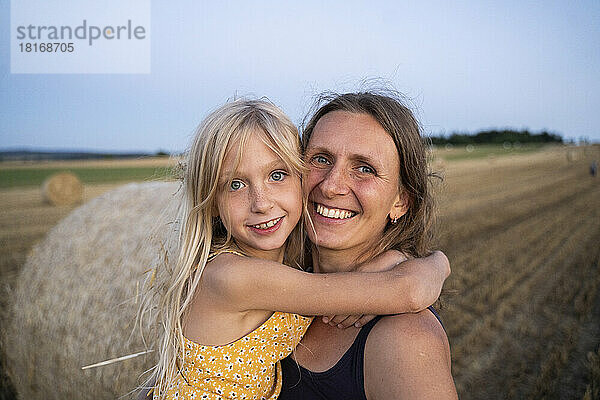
{"left": 1, "top": 1, "right": 599, "bottom": 153}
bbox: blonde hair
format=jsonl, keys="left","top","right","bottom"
{"left": 147, "top": 99, "right": 306, "bottom": 398}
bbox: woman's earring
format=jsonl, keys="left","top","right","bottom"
{"left": 389, "top": 214, "right": 398, "bottom": 224}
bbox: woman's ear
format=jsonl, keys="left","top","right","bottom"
{"left": 388, "top": 190, "right": 410, "bottom": 221}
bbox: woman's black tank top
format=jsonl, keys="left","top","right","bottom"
{"left": 279, "top": 307, "right": 443, "bottom": 400}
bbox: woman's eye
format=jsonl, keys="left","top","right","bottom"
{"left": 312, "top": 155, "right": 330, "bottom": 165}
{"left": 357, "top": 165, "right": 375, "bottom": 174}
{"left": 229, "top": 180, "right": 245, "bottom": 191}
{"left": 270, "top": 170, "right": 287, "bottom": 182}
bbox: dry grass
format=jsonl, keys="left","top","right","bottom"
{"left": 1, "top": 183, "right": 126, "bottom": 400}
{"left": 3, "top": 182, "right": 179, "bottom": 400}
{"left": 1, "top": 145, "right": 599, "bottom": 399}
{"left": 433, "top": 145, "right": 600, "bottom": 399}
{"left": 0, "top": 183, "right": 124, "bottom": 288}
{"left": 583, "top": 346, "right": 600, "bottom": 400}
{"left": 41, "top": 172, "right": 84, "bottom": 206}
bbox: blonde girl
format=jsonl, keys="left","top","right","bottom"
{"left": 144, "top": 99, "right": 449, "bottom": 400}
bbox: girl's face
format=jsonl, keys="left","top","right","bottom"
{"left": 216, "top": 130, "right": 303, "bottom": 262}
{"left": 304, "top": 111, "right": 408, "bottom": 259}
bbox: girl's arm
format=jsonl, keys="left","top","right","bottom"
{"left": 203, "top": 251, "right": 449, "bottom": 316}
{"left": 323, "top": 250, "right": 448, "bottom": 328}
{"left": 359, "top": 250, "right": 448, "bottom": 311}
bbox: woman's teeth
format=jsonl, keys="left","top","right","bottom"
{"left": 251, "top": 217, "right": 282, "bottom": 230}
{"left": 315, "top": 204, "right": 355, "bottom": 219}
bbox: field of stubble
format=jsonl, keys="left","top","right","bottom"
{"left": 1, "top": 146, "right": 599, "bottom": 399}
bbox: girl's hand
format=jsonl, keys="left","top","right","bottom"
{"left": 322, "top": 314, "right": 376, "bottom": 328}
{"left": 402, "top": 250, "right": 450, "bottom": 312}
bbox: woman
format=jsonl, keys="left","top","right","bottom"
{"left": 279, "top": 91, "right": 458, "bottom": 399}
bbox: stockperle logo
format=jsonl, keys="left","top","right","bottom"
{"left": 16, "top": 20, "right": 147, "bottom": 46}
{"left": 11, "top": 0, "right": 150, "bottom": 74}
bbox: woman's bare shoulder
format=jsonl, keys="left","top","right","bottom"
{"left": 368, "top": 309, "right": 449, "bottom": 350}
{"left": 363, "top": 310, "right": 457, "bottom": 399}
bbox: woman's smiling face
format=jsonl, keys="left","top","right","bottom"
{"left": 304, "top": 111, "right": 407, "bottom": 258}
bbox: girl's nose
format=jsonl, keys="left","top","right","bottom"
{"left": 250, "top": 186, "right": 274, "bottom": 213}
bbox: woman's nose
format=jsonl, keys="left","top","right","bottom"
{"left": 250, "top": 186, "right": 274, "bottom": 213}
{"left": 319, "top": 165, "right": 350, "bottom": 198}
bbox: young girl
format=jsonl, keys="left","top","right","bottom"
{"left": 144, "top": 99, "right": 449, "bottom": 400}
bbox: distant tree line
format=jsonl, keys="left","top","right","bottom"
{"left": 0, "top": 149, "right": 172, "bottom": 161}
{"left": 428, "top": 129, "right": 563, "bottom": 145}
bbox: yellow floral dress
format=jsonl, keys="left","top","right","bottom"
{"left": 160, "top": 312, "right": 312, "bottom": 400}
{"left": 157, "top": 250, "right": 313, "bottom": 400}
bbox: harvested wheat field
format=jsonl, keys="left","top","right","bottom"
{"left": 1, "top": 145, "right": 599, "bottom": 399}
{"left": 433, "top": 145, "right": 600, "bottom": 399}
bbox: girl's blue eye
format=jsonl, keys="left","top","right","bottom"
{"left": 230, "top": 180, "right": 245, "bottom": 191}
{"left": 270, "top": 170, "right": 287, "bottom": 182}
{"left": 357, "top": 165, "right": 375, "bottom": 174}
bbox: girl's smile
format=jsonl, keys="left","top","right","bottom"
{"left": 248, "top": 216, "right": 284, "bottom": 233}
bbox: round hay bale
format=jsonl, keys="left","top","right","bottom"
{"left": 5, "top": 181, "right": 180, "bottom": 400}
{"left": 41, "top": 172, "right": 84, "bottom": 206}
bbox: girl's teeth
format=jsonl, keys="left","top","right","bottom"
{"left": 253, "top": 217, "right": 280, "bottom": 229}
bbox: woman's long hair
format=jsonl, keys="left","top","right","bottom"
{"left": 142, "top": 98, "right": 307, "bottom": 398}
